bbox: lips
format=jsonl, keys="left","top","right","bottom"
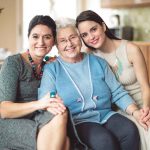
{"left": 65, "top": 46, "right": 76, "bottom": 52}
{"left": 90, "top": 39, "right": 98, "bottom": 45}
{"left": 35, "top": 47, "right": 47, "bottom": 50}
{"left": 66, "top": 49, "right": 75, "bottom": 53}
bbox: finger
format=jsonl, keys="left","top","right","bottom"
{"left": 140, "top": 111, "right": 149, "bottom": 120}
{"left": 47, "top": 107, "right": 64, "bottom": 115}
{"left": 142, "top": 108, "right": 150, "bottom": 115}
{"left": 50, "top": 107, "right": 64, "bottom": 115}
{"left": 140, "top": 122, "right": 148, "bottom": 131}
{"left": 56, "top": 105, "right": 66, "bottom": 113}
{"left": 142, "top": 113, "right": 150, "bottom": 122}
{"left": 50, "top": 98, "right": 64, "bottom": 103}
{"left": 145, "top": 119, "right": 150, "bottom": 127}
{"left": 49, "top": 102, "right": 66, "bottom": 111}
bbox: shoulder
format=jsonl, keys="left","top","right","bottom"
{"left": 88, "top": 53, "right": 107, "bottom": 66}
{"left": 3, "top": 54, "right": 22, "bottom": 65}
{"left": 1, "top": 54, "right": 23, "bottom": 70}
{"left": 43, "top": 59, "right": 61, "bottom": 76}
{"left": 44, "top": 58, "right": 59, "bottom": 69}
{"left": 125, "top": 41, "right": 143, "bottom": 62}
{"left": 126, "top": 41, "right": 141, "bottom": 54}
{"left": 88, "top": 53, "right": 108, "bottom": 72}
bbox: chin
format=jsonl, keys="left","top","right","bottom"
{"left": 36, "top": 52, "right": 47, "bottom": 57}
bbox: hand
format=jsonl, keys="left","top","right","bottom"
{"left": 140, "top": 107, "right": 150, "bottom": 128}
{"left": 46, "top": 94, "right": 66, "bottom": 115}
{"left": 37, "top": 93, "right": 65, "bottom": 112}
{"left": 133, "top": 109, "right": 149, "bottom": 131}
{"left": 140, "top": 107, "right": 150, "bottom": 119}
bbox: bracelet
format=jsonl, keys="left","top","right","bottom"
{"left": 131, "top": 108, "right": 139, "bottom": 116}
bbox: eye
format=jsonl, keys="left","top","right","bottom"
{"left": 58, "top": 39, "right": 66, "bottom": 44}
{"left": 70, "top": 35, "right": 77, "bottom": 40}
{"left": 44, "top": 35, "right": 53, "bottom": 40}
{"left": 91, "top": 27, "right": 97, "bottom": 32}
{"left": 32, "top": 34, "right": 38, "bottom": 39}
{"left": 80, "top": 33, "right": 87, "bottom": 38}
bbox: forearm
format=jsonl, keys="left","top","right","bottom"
{"left": 0, "top": 101, "right": 39, "bottom": 119}
{"left": 142, "top": 88, "right": 150, "bottom": 108}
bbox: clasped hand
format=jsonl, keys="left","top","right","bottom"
{"left": 134, "top": 107, "right": 150, "bottom": 131}
{"left": 38, "top": 93, "right": 66, "bottom": 115}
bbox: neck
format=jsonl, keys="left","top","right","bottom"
{"left": 99, "top": 38, "right": 116, "bottom": 53}
{"left": 25, "top": 50, "right": 45, "bottom": 80}
{"left": 61, "top": 53, "right": 83, "bottom": 63}
{"left": 28, "top": 51, "right": 43, "bottom": 65}
{"left": 31, "top": 55, "right": 43, "bottom": 65}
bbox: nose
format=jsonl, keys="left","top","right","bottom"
{"left": 38, "top": 37, "right": 44, "bottom": 45}
{"left": 66, "top": 39, "right": 73, "bottom": 46}
{"left": 89, "top": 33, "right": 95, "bottom": 40}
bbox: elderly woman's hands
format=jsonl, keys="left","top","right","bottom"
{"left": 37, "top": 93, "right": 66, "bottom": 115}
{"left": 46, "top": 95, "right": 66, "bottom": 115}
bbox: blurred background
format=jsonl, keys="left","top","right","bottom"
{"left": 0, "top": 0, "right": 150, "bottom": 56}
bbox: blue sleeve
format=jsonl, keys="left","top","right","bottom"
{"left": 104, "top": 63, "right": 135, "bottom": 111}
{"left": 38, "top": 64, "right": 56, "bottom": 100}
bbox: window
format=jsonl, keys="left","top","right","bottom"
{"left": 23, "top": 0, "right": 77, "bottom": 56}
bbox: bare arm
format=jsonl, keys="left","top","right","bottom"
{"left": 127, "top": 43, "right": 150, "bottom": 108}
{"left": 1, "top": 100, "right": 40, "bottom": 118}
{"left": 0, "top": 93, "right": 66, "bottom": 119}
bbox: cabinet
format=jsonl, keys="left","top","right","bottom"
{"left": 101, "top": 0, "right": 150, "bottom": 8}
{"left": 133, "top": 41, "right": 150, "bottom": 83}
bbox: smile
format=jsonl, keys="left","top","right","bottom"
{"left": 90, "top": 39, "right": 98, "bottom": 44}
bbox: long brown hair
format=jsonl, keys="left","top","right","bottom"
{"left": 76, "top": 10, "right": 120, "bottom": 49}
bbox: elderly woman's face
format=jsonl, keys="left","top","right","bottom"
{"left": 56, "top": 26, "right": 82, "bottom": 62}
{"left": 28, "top": 24, "right": 54, "bottom": 58}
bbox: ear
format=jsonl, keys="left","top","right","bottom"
{"left": 102, "top": 22, "right": 106, "bottom": 32}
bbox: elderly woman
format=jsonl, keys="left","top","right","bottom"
{"left": 0, "top": 15, "right": 69, "bottom": 150}
{"left": 38, "top": 18, "right": 143, "bottom": 150}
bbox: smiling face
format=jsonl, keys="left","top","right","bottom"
{"left": 77, "top": 20, "right": 106, "bottom": 49}
{"left": 56, "top": 26, "right": 82, "bottom": 63}
{"left": 28, "top": 24, "right": 54, "bottom": 59}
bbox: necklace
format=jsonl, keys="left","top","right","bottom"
{"left": 97, "top": 41, "right": 123, "bottom": 80}
{"left": 112, "top": 54, "right": 123, "bottom": 79}
{"left": 26, "top": 50, "right": 45, "bottom": 80}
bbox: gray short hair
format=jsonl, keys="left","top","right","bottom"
{"left": 55, "top": 17, "right": 76, "bottom": 31}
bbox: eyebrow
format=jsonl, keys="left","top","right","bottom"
{"left": 90, "top": 25, "right": 97, "bottom": 30}
{"left": 32, "top": 33, "right": 52, "bottom": 36}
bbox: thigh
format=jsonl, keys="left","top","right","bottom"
{"left": 104, "top": 113, "right": 140, "bottom": 150}
{"left": 0, "top": 111, "right": 54, "bottom": 150}
{"left": 0, "top": 118, "right": 37, "bottom": 150}
{"left": 75, "top": 122, "right": 120, "bottom": 150}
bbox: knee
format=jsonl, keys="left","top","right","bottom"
{"left": 126, "top": 121, "right": 140, "bottom": 141}
{"left": 51, "top": 110, "right": 68, "bottom": 128}
{"left": 57, "top": 110, "right": 68, "bottom": 124}
{"left": 96, "top": 134, "right": 119, "bottom": 150}
{"left": 88, "top": 132, "right": 119, "bottom": 150}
